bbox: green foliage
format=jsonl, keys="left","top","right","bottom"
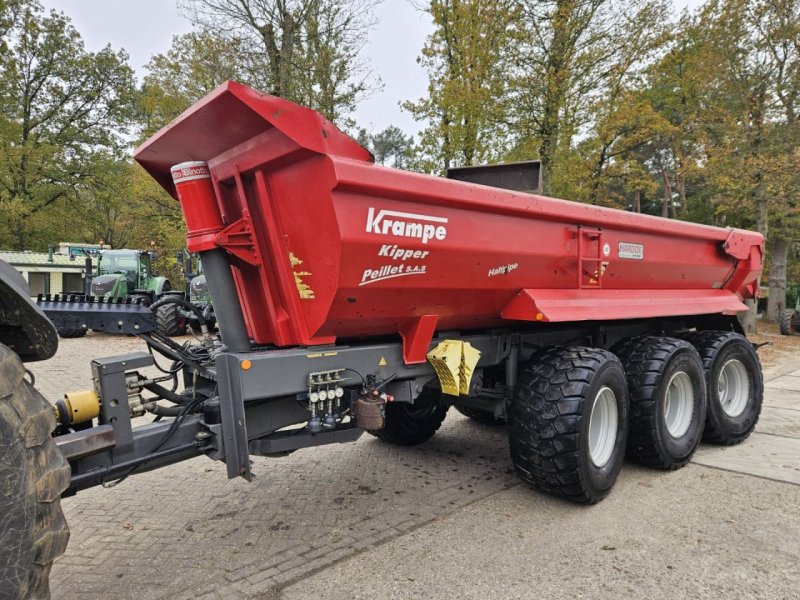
{"left": 356, "top": 125, "right": 414, "bottom": 168}
{"left": 0, "top": 0, "right": 136, "bottom": 249}
{"left": 404, "top": 0, "right": 519, "bottom": 173}
{"left": 177, "top": 0, "right": 380, "bottom": 127}
{"left": 138, "top": 31, "right": 253, "bottom": 139}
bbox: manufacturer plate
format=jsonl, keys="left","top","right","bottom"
{"left": 618, "top": 242, "right": 644, "bottom": 260}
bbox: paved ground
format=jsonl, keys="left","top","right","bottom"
{"left": 27, "top": 330, "right": 800, "bottom": 600}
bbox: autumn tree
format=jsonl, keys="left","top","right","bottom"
{"left": 698, "top": 0, "right": 800, "bottom": 321}
{"left": 177, "top": 0, "right": 380, "bottom": 126}
{"left": 508, "top": 0, "right": 669, "bottom": 196}
{"left": 405, "top": 0, "right": 519, "bottom": 173}
{"left": 138, "top": 31, "right": 253, "bottom": 139}
{"left": 0, "top": 0, "right": 136, "bottom": 249}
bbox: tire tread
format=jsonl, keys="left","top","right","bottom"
{"left": 508, "top": 346, "right": 623, "bottom": 504}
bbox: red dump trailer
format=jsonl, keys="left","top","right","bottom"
{"left": 136, "top": 82, "right": 762, "bottom": 366}
{"left": 0, "top": 81, "right": 768, "bottom": 595}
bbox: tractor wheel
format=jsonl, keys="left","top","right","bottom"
{"left": 779, "top": 309, "right": 794, "bottom": 336}
{"left": 372, "top": 387, "right": 449, "bottom": 446}
{"left": 614, "top": 337, "right": 706, "bottom": 470}
{"left": 56, "top": 327, "right": 86, "bottom": 339}
{"left": 154, "top": 303, "right": 187, "bottom": 337}
{"left": 455, "top": 405, "right": 505, "bottom": 425}
{"left": 683, "top": 331, "right": 763, "bottom": 445}
{"left": 0, "top": 343, "right": 71, "bottom": 600}
{"left": 508, "top": 347, "right": 629, "bottom": 504}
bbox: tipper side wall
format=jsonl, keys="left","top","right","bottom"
{"left": 135, "top": 81, "right": 763, "bottom": 363}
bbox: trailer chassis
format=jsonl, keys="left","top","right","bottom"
{"left": 57, "top": 311, "right": 740, "bottom": 494}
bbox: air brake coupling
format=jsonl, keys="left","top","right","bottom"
{"left": 55, "top": 389, "right": 100, "bottom": 425}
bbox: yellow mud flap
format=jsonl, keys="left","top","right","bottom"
{"left": 427, "top": 340, "right": 482, "bottom": 396}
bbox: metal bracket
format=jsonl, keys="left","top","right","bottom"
{"left": 215, "top": 210, "right": 260, "bottom": 266}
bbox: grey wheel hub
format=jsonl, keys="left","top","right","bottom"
{"left": 664, "top": 371, "right": 693, "bottom": 438}
{"left": 588, "top": 386, "right": 618, "bottom": 468}
{"left": 718, "top": 359, "right": 750, "bottom": 417}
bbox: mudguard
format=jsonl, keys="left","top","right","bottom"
{"left": 0, "top": 258, "right": 58, "bottom": 361}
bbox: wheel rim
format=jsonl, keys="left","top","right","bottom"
{"left": 718, "top": 359, "right": 750, "bottom": 417}
{"left": 664, "top": 371, "right": 693, "bottom": 438}
{"left": 588, "top": 386, "right": 618, "bottom": 468}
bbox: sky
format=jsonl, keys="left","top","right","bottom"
{"left": 40, "top": 0, "right": 704, "bottom": 138}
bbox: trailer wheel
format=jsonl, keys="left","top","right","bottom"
{"left": 614, "top": 337, "right": 706, "bottom": 470}
{"left": 0, "top": 343, "right": 71, "bottom": 600}
{"left": 372, "top": 387, "right": 449, "bottom": 446}
{"left": 455, "top": 405, "right": 505, "bottom": 425}
{"left": 779, "top": 310, "right": 794, "bottom": 336}
{"left": 683, "top": 331, "right": 763, "bottom": 445}
{"left": 56, "top": 327, "right": 86, "bottom": 339}
{"left": 508, "top": 347, "right": 628, "bottom": 504}
{"left": 154, "top": 303, "right": 187, "bottom": 337}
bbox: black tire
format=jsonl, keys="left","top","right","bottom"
{"left": 130, "top": 294, "right": 151, "bottom": 307}
{"left": 455, "top": 405, "right": 505, "bottom": 425}
{"left": 154, "top": 303, "right": 187, "bottom": 337}
{"left": 0, "top": 343, "right": 71, "bottom": 600}
{"left": 614, "top": 337, "right": 706, "bottom": 470}
{"left": 779, "top": 309, "right": 793, "bottom": 336}
{"left": 683, "top": 331, "right": 763, "bottom": 445}
{"left": 56, "top": 327, "right": 86, "bottom": 339}
{"left": 372, "top": 387, "right": 449, "bottom": 446}
{"left": 508, "top": 347, "right": 629, "bottom": 504}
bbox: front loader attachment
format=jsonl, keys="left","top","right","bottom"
{"left": 37, "top": 294, "right": 157, "bottom": 335}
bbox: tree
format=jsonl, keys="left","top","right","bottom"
{"left": 405, "top": 0, "right": 518, "bottom": 174}
{"left": 0, "top": 0, "right": 136, "bottom": 249}
{"left": 177, "top": 0, "right": 380, "bottom": 126}
{"left": 509, "top": 0, "right": 669, "bottom": 196}
{"left": 357, "top": 125, "right": 414, "bottom": 168}
{"left": 138, "top": 31, "right": 253, "bottom": 138}
{"left": 698, "top": 0, "right": 800, "bottom": 322}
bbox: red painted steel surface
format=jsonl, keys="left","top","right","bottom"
{"left": 135, "top": 82, "right": 763, "bottom": 363}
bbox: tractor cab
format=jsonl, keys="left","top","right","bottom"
{"left": 90, "top": 249, "right": 168, "bottom": 302}
{"left": 98, "top": 250, "right": 149, "bottom": 292}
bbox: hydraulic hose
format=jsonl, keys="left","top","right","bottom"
{"left": 149, "top": 295, "right": 207, "bottom": 329}
{"left": 143, "top": 381, "right": 192, "bottom": 406}
{"left": 141, "top": 402, "right": 183, "bottom": 417}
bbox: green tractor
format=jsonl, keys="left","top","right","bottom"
{"left": 51, "top": 249, "right": 187, "bottom": 338}
{"left": 182, "top": 252, "right": 216, "bottom": 333}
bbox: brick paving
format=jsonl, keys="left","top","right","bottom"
{"left": 27, "top": 333, "right": 519, "bottom": 600}
{"left": 31, "top": 330, "right": 796, "bottom": 599}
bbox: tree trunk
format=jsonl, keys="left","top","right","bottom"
{"left": 633, "top": 190, "right": 641, "bottom": 213}
{"left": 767, "top": 236, "right": 789, "bottom": 322}
{"left": 661, "top": 171, "right": 672, "bottom": 218}
{"left": 739, "top": 299, "right": 758, "bottom": 335}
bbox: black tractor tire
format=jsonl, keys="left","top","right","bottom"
{"left": 154, "top": 303, "right": 187, "bottom": 337}
{"left": 0, "top": 343, "right": 71, "bottom": 600}
{"left": 508, "top": 347, "right": 629, "bottom": 504}
{"left": 372, "top": 387, "right": 449, "bottom": 446}
{"left": 56, "top": 327, "right": 86, "bottom": 339}
{"left": 455, "top": 405, "right": 505, "bottom": 425}
{"left": 779, "top": 309, "right": 794, "bottom": 336}
{"left": 614, "top": 337, "right": 706, "bottom": 470}
{"left": 682, "top": 331, "right": 763, "bottom": 445}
